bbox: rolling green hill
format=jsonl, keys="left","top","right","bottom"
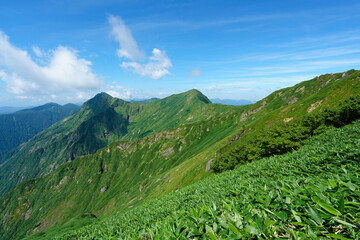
{"left": 0, "top": 103, "right": 80, "bottom": 156}
{"left": 0, "top": 70, "right": 359, "bottom": 239}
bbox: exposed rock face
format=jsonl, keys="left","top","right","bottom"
{"left": 161, "top": 147, "right": 174, "bottom": 157}
{"left": 25, "top": 208, "right": 32, "bottom": 220}
{"left": 240, "top": 100, "right": 266, "bottom": 122}
{"left": 342, "top": 72, "right": 348, "bottom": 78}
{"left": 295, "top": 86, "right": 305, "bottom": 94}
{"left": 307, "top": 100, "right": 323, "bottom": 113}
{"left": 287, "top": 97, "right": 298, "bottom": 105}
{"left": 2, "top": 211, "right": 9, "bottom": 225}
{"left": 100, "top": 186, "right": 108, "bottom": 193}
{"left": 205, "top": 159, "right": 213, "bottom": 172}
{"left": 283, "top": 117, "right": 293, "bottom": 122}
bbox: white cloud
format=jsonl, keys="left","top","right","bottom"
{"left": 32, "top": 46, "right": 43, "bottom": 57}
{"left": 0, "top": 31, "right": 102, "bottom": 95}
{"left": 105, "top": 85, "right": 133, "bottom": 99}
{"left": 207, "top": 86, "right": 222, "bottom": 91}
{"left": 106, "top": 90, "right": 131, "bottom": 99}
{"left": 120, "top": 48, "right": 172, "bottom": 79}
{"left": 108, "top": 15, "right": 145, "bottom": 61}
{"left": 109, "top": 15, "right": 172, "bottom": 79}
{"left": 15, "top": 95, "right": 35, "bottom": 100}
{"left": 74, "top": 92, "right": 93, "bottom": 100}
{"left": 189, "top": 68, "right": 201, "bottom": 77}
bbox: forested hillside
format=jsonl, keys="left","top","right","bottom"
{"left": 0, "top": 103, "right": 80, "bottom": 156}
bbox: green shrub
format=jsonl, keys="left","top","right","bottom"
{"left": 212, "top": 94, "right": 360, "bottom": 173}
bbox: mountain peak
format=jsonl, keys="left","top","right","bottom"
{"left": 28, "top": 102, "right": 61, "bottom": 111}
{"left": 184, "top": 89, "right": 211, "bottom": 104}
{"left": 94, "top": 92, "right": 112, "bottom": 99}
{"left": 83, "top": 92, "right": 114, "bottom": 111}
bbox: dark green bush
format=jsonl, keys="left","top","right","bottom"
{"left": 212, "top": 94, "right": 360, "bottom": 173}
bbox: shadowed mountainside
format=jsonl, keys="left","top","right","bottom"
{"left": 0, "top": 103, "right": 80, "bottom": 156}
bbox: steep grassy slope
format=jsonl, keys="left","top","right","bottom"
{"left": 0, "top": 93, "right": 134, "bottom": 196}
{"left": 0, "top": 103, "right": 80, "bottom": 156}
{"left": 0, "top": 111, "right": 241, "bottom": 239}
{"left": 55, "top": 119, "right": 360, "bottom": 240}
{"left": 213, "top": 69, "right": 360, "bottom": 168}
{"left": 1, "top": 70, "right": 360, "bottom": 239}
{"left": 0, "top": 90, "right": 239, "bottom": 196}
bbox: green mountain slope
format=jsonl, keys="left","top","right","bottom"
{"left": 0, "top": 103, "right": 80, "bottom": 156}
{"left": 0, "top": 90, "right": 238, "bottom": 196}
{"left": 0, "top": 70, "right": 359, "bottom": 239}
{"left": 0, "top": 115, "right": 241, "bottom": 239}
{"left": 56, "top": 119, "right": 360, "bottom": 240}
{"left": 212, "top": 69, "right": 360, "bottom": 170}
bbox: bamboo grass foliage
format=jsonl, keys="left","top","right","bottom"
{"left": 57, "top": 120, "right": 360, "bottom": 239}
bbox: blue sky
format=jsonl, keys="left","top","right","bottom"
{"left": 0, "top": 0, "right": 359, "bottom": 106}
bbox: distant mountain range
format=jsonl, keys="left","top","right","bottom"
{"left": 78, "top": 97, "right": 252, "bottom": 106}
{"left": 129, "top": 98, "right": 160, "bottom": 103}
{"left": 0, "top": 70, "right": 359, "bottom": 239}
{"left": 0, "top": 106, "right": 31, "bottom": 114}
{"left": 210, "top": 98, "right": 252, "bottom": 105}
{"left": 0, "top": 103, "right": 80, "bottom": 156}
{"left": 129, "top": 98, "right": 253, "bottom": 105}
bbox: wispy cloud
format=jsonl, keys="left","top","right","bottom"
{"left": 108, "top": 15, "right": 145, "bottom": 61}
{"left": 189, "top": 68, "right": 201, "bottom": 77}
{"left": 206, "top": 85, "right": 222, "bottom": 91}
{"left": 268, "top": 30, "right": 360, "bottom": 49}
{"left": 109, "top": 15, "right": 172, "bottom": 80}
{"left": 131, "top": 13, "right": 288, "bottom": 32}
{"left": 131, "top": 3, "right": 360, "bottom": 33}
{"left": 0, "top": 31, "right": 102, "bottom": 95}
{"left": 32, "top": 46, "right": 43, "bottom": 58}
{"left": 220, "top": 58, "right": 360, "bottom": 78}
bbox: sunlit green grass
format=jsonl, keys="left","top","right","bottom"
{"left": 55, "top": 120, "right": 360, "bottom": 239}
{"left": 2, "top": 70, "right": 360, "bottom": 240}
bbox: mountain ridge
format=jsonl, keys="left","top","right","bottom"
{"left": 0, "top": 88, "right": 234, "bottom": 197}
{"left": 1, "top": 69, "right": 360, "bottom": 239}
{"left": 210, "top": 98, "right": 252, "bottom": 106}
{"left": 0, "top": 103, "right": 80, "bottom": 157}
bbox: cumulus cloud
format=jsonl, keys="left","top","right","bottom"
{"left": 105, "top": 85, "right": 133, "bottom": 99}
{"left": 0, "top": 31, "right": 102, "bottom": 95}
{"left": 189, "top": 68, "right": 202, "bottom": 77}
{"left": 109, "top": 15, "right": 172, "bottom": 79}
{"left": 207, "top": 86, "right": 222, "bottom": 91}
{"left": 121, "top": 48, "right": 172, "bottom": 79}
